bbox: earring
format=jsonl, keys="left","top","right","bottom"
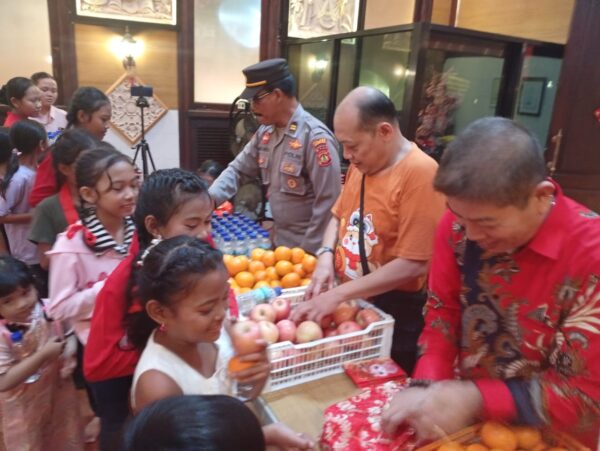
{"left": 159, "top": 323, "right": 167, "bottom": 333}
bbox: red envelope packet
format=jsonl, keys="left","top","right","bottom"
{"left": 343, "top": 358, "right": 407, "bottom": 388}
{"left": 320, "top": 381, "right": 417, "bottom": 450}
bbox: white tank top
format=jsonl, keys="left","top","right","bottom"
{"left": 131, "top": 329, "right": 234, "bottom": 409}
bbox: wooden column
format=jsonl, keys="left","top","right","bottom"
{"left": 47, "top": 0, "right": 78, "bottom": 104}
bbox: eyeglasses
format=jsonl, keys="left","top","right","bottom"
{"left": 252, "top": 90, "right": 273, "bottom": 104}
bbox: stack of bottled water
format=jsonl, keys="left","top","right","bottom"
{"left": 212, "top": 212, "right": 271, "bottom": 255}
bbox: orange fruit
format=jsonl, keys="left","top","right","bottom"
{"left": 227, "top": 255, "right": 249, "bottom": 276}
{"left": 290, "top": 247, "right": 306, "bottom": 264}
{"left": 228, "top": 356, "right": 255, "bottom": 373}
{"left": 302, "top": 254, "right": 317, "bottom": 273}
{"left": 546, "top": 448, "right": 567, "bottom": 451}
{"left": 254, "top": 270, "right": 267, "bottom": 282}
{"left": 281, "top": 272, "right": 301, "bottom": 288}
{"left": 251, "top": 248, "right": 266, "bottom": 261}
{"left": 265, "top": 266, "right": 279, "bottom": 281}
{"left": 269, "top": 280, "right": 281, "bottom": 288}
{"left": 480, "top": 421, "right": 517, "bottom": 450}
{"left": 234, "top": 271, "right": 255, "bottom": 288}
{"left": 228, "top": 278, "right": 239, "bottom": 289}
{"left": 232, "top": 287, "right": 240, "bottom": 295}
{"left": 292, "top": 263, "right": 307, "bottom": 277}
{"left": 275, "top": 260, "right": 293, "bottom": 277}
{"left": 261, "top": 250, "right": 276, "bottom": 267}
{"left": 300, "top": 278, "right": 311, "bottom": 286}
{"left": 466, "top": 444, "right": 489, "bottom": 451}
{"left": 274, "top": 246, "right": 292, "bottom": 262}
{"left": 512, "top": 426, "right": 541, "bottom": 449}
{"left": 438, "top": 442, "right": 465, "bottom": 451}
{"left": 238, "top": 287, "right": 251, "bottom": 294}
{"left": 223, "top": 254, "right": 234, "bottom": 265}
{"left": 248, "top": 260, "right": 266, "bottom": 273}
{"left": 254, "top": 280, "right": 270, "bottom": 289}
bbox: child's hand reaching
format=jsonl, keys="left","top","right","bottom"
{"left": 229, "top": 344, "right": 271, "bottom": 386}
{"left": 38, "top": 337, "right": 65, "bottom": 362}
{"left": 262, "top": 423, "right": 315, "bottom": 450}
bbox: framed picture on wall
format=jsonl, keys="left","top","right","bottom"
{"left": 517, "top": 77, "right": 546, "bottom": 116}
{"left": 75, "top": 0, "right": 177, "bottom": 26}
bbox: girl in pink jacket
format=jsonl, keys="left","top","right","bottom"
{"left": 47, "top": 143, "right": 139, "bottom": 442}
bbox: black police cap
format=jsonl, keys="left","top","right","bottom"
{"left": 240, "top": 58, "right": 292, "bottom": 100}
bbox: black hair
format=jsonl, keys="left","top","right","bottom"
{"left": 270, "top": 74, "right": 296, "bottom": 98}
{"left": 434, "top": 117, "right": 547, "bottom": 208}
{"left": 66, "top": 87, "right": 110, "bottom": 128}
{"left": 75, "top": 143, "right": 133, "bottom": 191}
{"left": 121, "top": 395, "right": 265, "bottom": 451}
{"left": 1, "top": 121, "right": 46, "bottom": 198}
{"left": 31, "top": 72, "right": 55, "bottom": 84}
{"left": 354, "top": 87, "right": 399, "bottom": 131}
{"left": 0, "top": 77, "right": 35, "bottom": 108}
{"left": 51, "top": 128, "right": 99, "bottom": 187}
{"left": 9, "top": 119, "right": 46, "bottom": 155}
{"left": 129, "top": 236, "right": 224, "bottom": 349}
{"left": 0, "top": 255, "right": 36, "bottom": 299}
{"left": 197, "top": 160, "right": 224, "bottom": 181}
{"left": 0, "top": 130, "right": 11, "bottom": 165}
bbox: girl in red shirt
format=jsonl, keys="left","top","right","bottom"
{"left": 84, "top": 168, "right": 216, "bottom": 451}
{"left": 0, "top": 77, "right": 41, "bottom": 127}
{"left": 29, "top": 87, "right": 111, "bottom": 207}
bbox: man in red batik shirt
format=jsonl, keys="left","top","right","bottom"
{"left": 381, "top": 117, "right": 600, "bottom": 447}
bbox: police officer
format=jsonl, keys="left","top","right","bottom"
{"left": 209, "top": 58, "right": 341, "bottom": 254}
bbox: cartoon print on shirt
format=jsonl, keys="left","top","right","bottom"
{"left": 340, "top": 208, "right": 379, "bottom": 279}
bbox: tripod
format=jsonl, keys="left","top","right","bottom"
{"left": 132, "top": 96, "right": 156, "bottom": 177}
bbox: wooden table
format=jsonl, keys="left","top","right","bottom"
{"left": 260, "top": 373, "right": 361, "bottom": 442}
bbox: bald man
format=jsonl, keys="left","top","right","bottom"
{"left": 291, "top": 87, "right": 445, "bottom": 373}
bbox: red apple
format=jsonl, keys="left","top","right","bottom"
{"left": 258, "top": 320, "right": 279, "bottom": 344}
{"left": 250, "top": 303, "right": 276, "bottom": 323}
{"left": 276, "top": 319, "right": 297, "bottom": 343}
{"left": 336, "top": 320, "right": 362, "bottom": 336}
{"left": 271, "top": 298, "right": 291, "bottom": 321}
{"left": 356, "top": 308, "right": 381, "bottom": 329}
{"left": 295, "top": 320, "right": 324, "bottom": 344}
{"left": 333, "top": 300, "right": 360, "bottom": 325}
{"left": 320, "top": 314, "right": 335, "bottom": 329}
{"left": 324, "top": 327, "right": 338, "bottom": 338}
{"left": 229, "top": 320, "right": 262, "bottom": 355}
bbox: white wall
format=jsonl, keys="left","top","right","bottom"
{"left": 104, "top": 110, "right": 180, "bottom": 170}
{"left": 0, "top": 0, "right": 52, "bottom": 84}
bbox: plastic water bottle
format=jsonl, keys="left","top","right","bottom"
{"left": 221, "top": 236, "right": 233, "bottom": 255}
{"left": 258, "top": 230, "right": 271, "bottom": 249}
{"left": 10, "top": 331, "right": 41, "bottom": 384}
{"left": 247, "top": 231, "right": 258, "bottom": 251}
{"left": 236, "top": 286, "right": 283, "bottom": 315}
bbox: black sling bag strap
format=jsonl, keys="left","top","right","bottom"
{"left": 358, "top": 173, "right": 371, "bottom": 276}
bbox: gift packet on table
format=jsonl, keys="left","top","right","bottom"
{"left": 320, "top": 381, "right": 417, "bottom": 450}
{"left": 343, "top": 358, "right": 407, "bottom": 388}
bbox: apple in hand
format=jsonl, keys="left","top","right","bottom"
{"left": 276, "top": 319, "right": 297, "bottom": 343}
{"left": 337, "top": 320, "right": 362, "bottom": 335}
{"left": 356, "top": 308, "right": 380, "bottom": 329}
{"left": 229, "top": 320, "right": 262, "bottom": 355}
{"left": 258, "top": 320, "right": 279, "bottom": 344}
{"left": 250, "top": 303, "right": 276, "bottom": 323}
{"left": 333, "top": 300, "right": 360, "bottom": 325}
{"left": 271, "top": 298, "right": 291, "bottom": 321}
{"left": 296, "top": 321, "right": 324, "bottom": 344}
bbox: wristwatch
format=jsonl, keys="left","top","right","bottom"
{"left": 316, "top": 246, "right": 334, "bottom": 257}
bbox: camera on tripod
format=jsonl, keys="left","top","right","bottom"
{"left": 131, "top": 85, "right": 153, "bottom": 108}
{"left": 130, "top": 85, "right": 156, "bottom": 177}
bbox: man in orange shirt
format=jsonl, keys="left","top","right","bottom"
{"left": 292, "top": 87, "right": 445, "bottom": 373}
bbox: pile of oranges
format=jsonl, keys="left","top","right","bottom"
{"left": 225, "top": 246, "right": 317, "bottom": 294}
{"left": 436, "top": 421, "right": 567, "bottom": 451}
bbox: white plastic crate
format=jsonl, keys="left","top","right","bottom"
{"left": 264, "top": 296, "right": 394, "bottom": 393}
{"left": 237, "top": 286, "right": 308, "bottom": 317}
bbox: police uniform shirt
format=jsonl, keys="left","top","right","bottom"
{"left": 209, "top": 104, "right": 341, "bottom": 254}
